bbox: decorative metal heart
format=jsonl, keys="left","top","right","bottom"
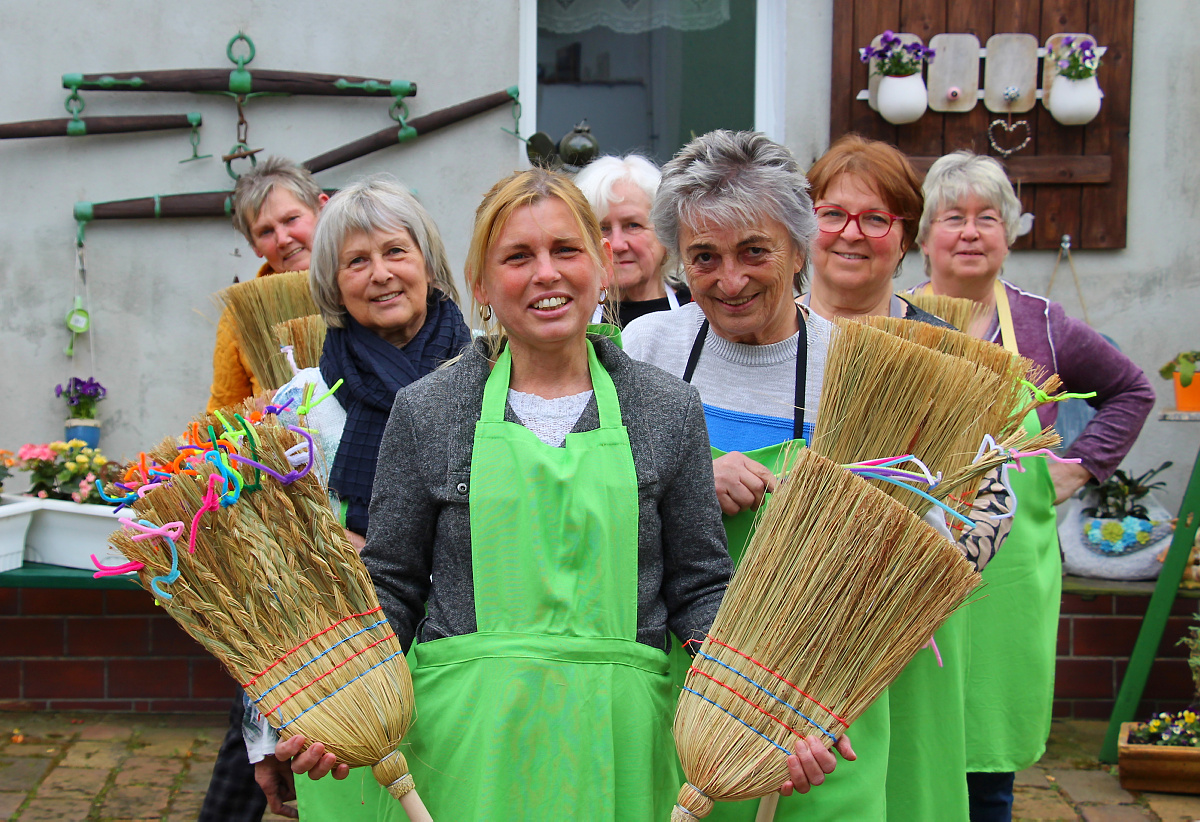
{"left": 988, "top": 119, "right": 1032, "bottom": 158}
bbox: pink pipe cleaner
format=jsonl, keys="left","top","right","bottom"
{"left": 188, "top": 473, "right": 223, "bottom": 554}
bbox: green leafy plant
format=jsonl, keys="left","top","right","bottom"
{"left": 1160, "top": 351, "right": 1200, "bottom": 388}
{"left": 1181, "top": 611, "right": 1200, "bottom": 703}
{"left": 1050, "top": 35, "right": 1102, "bottom": 81}
{"left": 1081, "top": 461, "right": 1173, "bottom": 520}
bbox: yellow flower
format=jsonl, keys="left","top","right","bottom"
{"left": 75, "top": 455, "right": 90, "bottom": 466}
{"left": 81, "top": 447, "right": 94, "bottom": 456}
{"left": 50, "top": 441, "right": 69, "bottom": 453}
{"left": 1185, "top": 711, "right": 1197, "bottom": 724}
{"left": 92, "top": 456, "right": 108, "bottom": 467}
{"left": 1149, "top": 719, "right": 1163, "bottom": 731}
{"left": 1100, "top": 521, "right": 1125, "bottom": 541}
{"left": 66, "top": 439, "right": 87, "bottom": 449}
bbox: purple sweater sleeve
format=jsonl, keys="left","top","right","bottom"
{"left": 1010, "top": 288, "right": 1155, "bottom": 482}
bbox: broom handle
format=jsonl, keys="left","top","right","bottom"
{"left": 399, "top": 788, "right": 434, "bottom": 822}
{"left": 754, "top": 792, "right": 780, "bottom": 822}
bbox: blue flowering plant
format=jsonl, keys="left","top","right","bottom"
{"left": 1129, "top": 711, "right": 1200, "bottom": 748}
{"left": 1051, "top": 35, "right": 1102, "bottom": 80}
{"left": 56, "top": 376, "right": 106, "bottom": 420}
{"left": 859, "top": 31, "right": 935, "bottom": 78}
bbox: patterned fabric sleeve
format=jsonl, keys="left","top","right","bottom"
{"left": 956, "top": 467, "right": 1015, "bottom": 573}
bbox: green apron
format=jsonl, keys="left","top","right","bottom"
{"left": 389, "top": 341, "right": 677, "bottom": 820}
{"left": 682, "top": 314, "right": 889, "bottom": 821}
{"left": 884, "top": 606, "right": 970, "bottom": 820}
{"left": 963, "top": 408, "right": 1059, "bottom": 771}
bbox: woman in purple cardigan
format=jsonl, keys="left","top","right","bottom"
{"left": 910, "top": 150, "right": 1154, "bottom": 822}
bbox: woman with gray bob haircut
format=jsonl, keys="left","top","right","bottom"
{"left": 251, "top": 174, "right": 471, "bottom": 816}
{"left": 309, "top": 175, "right": 461, "bottom": 325}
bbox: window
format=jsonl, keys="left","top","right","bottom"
{"left": 522, "top": 0, "right": 774, "bottom": 165}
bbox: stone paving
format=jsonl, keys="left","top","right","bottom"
{"left": 0, "top": 712, "right": 1197, "bottom": 820}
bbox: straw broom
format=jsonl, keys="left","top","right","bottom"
{"left": 101, "top": 414, "right": 431, "bottom": 821}
{"left": 809, "top": 318, "right": 1061, "bottom": 514}
{"left": 218, "top": 270, "right": 319, "bottom": 391}
{"left": 670, "top": 447, "right": 980, "bottom": 819}
{"left": 901, "top": 293, "right": 992, "bottom": 335}
{"left": 273, "top": 314, "right": 328, "bottom": 371}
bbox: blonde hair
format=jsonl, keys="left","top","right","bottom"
{"left": 465, "top": 168, "right": 614, "bottom": 347}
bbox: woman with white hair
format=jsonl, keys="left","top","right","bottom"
{"left": 575, "top": 154, "right": 691, "bottom": 327}
{"left": 911, "top": 150, "right": 1154, "bottom": 822}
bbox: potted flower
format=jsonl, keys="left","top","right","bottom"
{"left": 1160, "top": 351, "right": 1200, "bottom": 412}
{"left": 57, "top": 376, "right": 106, "bottom": 447}
{"left": 0, "top": 450, "right": 37, "bottom": 573}
{"left": 1047, "top": 35, "right": 1103, "bottom": 125}
{"left": 1119, "top": 704, "right": 1200, "bottom": 793}
{"left": 860, "top": 31, "right": 935, "bottom": 125}
{"left": 4, "top": 441, "right": 127, "bottom": 570}
{"left": 1059, "top": 461, "right": 1175, "bottom": 580}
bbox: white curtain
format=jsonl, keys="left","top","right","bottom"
{"left": 538, "top": 0, "right": 731, "bottom": 34}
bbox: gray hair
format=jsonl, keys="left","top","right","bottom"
{"left": 230, "top": 156, "right": 325, "bottom": 244}
{"left": 574, "top": 154, "right": 662, "bottom": 222}
{"left": 652, "top": 130, "right": 817, "bottom": 290}
{"left": 917, "top": 151, "right": 1023, "bottom": 247}
{"left": 309, "top": 175, "right": 460, "bottom": 328}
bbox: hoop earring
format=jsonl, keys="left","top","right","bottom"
{"left": 598, "top": 288, "right": 608, "bottom": 304}
{"left": 479, "top": 304, "right": 493, "bottom": 322}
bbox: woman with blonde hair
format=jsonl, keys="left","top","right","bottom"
{"left": 273, "top": 168, "right": 844, "bottom": 819}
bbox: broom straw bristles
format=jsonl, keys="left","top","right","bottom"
{"left": 901, "top": 293, "right": 993, "bottom": 334}
{"left": 108, "top": 415, "right": 417, "bottom": 785}
{"left": 810, "top": 317, "right": 1061, "bottom": 513}
{"left": 219, "top": 271, "right": 319, "bottom": 390}
{"left": 672, "top": 448, "right": 980, "bottom": 818}
{"left": 274, "top": 314, "right": 327, "bottom": 371}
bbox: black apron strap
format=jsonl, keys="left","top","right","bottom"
{"left": 681, "top": 308, "right": 807, "bottom": 440}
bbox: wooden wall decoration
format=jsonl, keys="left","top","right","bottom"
{"left": 830, "top": 0, "right": 1135, "bottom": 250}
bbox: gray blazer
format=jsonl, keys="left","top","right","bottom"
{"left": 362, "top": 334, "right": 732, "bottom": 654}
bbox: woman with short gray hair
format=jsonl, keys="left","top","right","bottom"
{"left": 624, "top": 130, "right": 872, "bottom": 819}
{"left": 911, "top": 150, "right": 1153, "bottom": 822}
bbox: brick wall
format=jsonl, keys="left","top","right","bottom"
{"left": 1055, "top": 592, "right": 1198, "bottom": 719}
{"left": 0, "top": 587, "right": 237, "bottom": 712}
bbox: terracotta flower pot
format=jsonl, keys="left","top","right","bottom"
{"left": 1174, "top": 372, "right": 1200, "bottom": 412}
{"left": 1118, "top": 722, "right": 1200, "bottom": 794}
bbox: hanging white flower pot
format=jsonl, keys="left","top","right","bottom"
{"left": 1048, "top": 74, "right": 1102, "bottom": 126}
{"left": 877, "top": 73, "right": 928, "bottom": 125}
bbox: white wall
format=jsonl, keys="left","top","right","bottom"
{"left": 781, "top": 1, "right": 1200, "bottom": 511}
{"left": 0, "top": 0, "right": 520, "bottom": 461}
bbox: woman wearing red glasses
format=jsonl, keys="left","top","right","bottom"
{"left": 801, "top": 134, "right": 946, "bottom": 326}
{"left": 802, "top": 134, "right": 975, "bottom": 822}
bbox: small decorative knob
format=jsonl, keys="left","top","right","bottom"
{"left": 947, "top": 86, "right": 961, "bottom": 100}
{"left": 1003, "top": 85, "right": 1021, "bottom": 102}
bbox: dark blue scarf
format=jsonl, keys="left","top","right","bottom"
{"left": 320, "top": 291, "right": 470, "bottom": 533}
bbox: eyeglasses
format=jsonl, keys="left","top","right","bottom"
{"left": 814, "top": 206, "right": 902, "bottom": 238}
{"left": 933, "top": 213, "right": 1004, "bottom": 233}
